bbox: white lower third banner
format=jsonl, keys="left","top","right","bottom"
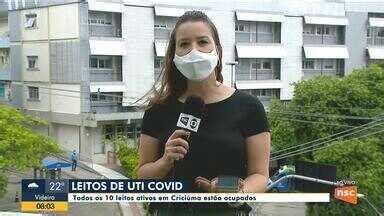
{"left": 68, "top": 193, "right": 330, "bottom": 203}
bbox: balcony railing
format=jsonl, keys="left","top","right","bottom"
{"left": 303, "top": 34, "right": 341, "bottom": 45}
{"left": 89, "top": 25, "right": 122, "bottom": 38}
{"left": 154, "top": 28, "right": 172, "bottom": 40}
{"left": 236, "top": 70, "right": 280, "bottom": 81}
{"left": 91, "top": 102, "right": 130, "bottom": 114}
{"left": 235, "top": 32, "right": 278, "bottom": 43}
{"left": 367, "top": 36, "right": 384, "bottom": 46}
{"left": 90, "top": 68, "right": 122, "bottom": 82}
{"left": 241, "top": 89, "right": 280, "bottom": 109}
{"left": 303, "top": 69, "right": 342, "bottom": 79}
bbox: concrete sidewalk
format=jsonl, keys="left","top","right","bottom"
{"left": 83, "top": 162, "right": 145, "bottom": 216}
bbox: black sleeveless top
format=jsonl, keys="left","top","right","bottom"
{"left": 141, "top": 89, "right": 270, "bottom": 182}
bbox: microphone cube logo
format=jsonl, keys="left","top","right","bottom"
{"left": 190, "top": 118, "right": 198, "bottom": 129}
{"left": 177, "top": 113, "right": 201, "bottom": 132}
{"left": 334, "top": 186, "right": 357, "bottom": 204}
{"left": 180, "top": 116, "right": 189, "bottom": 127}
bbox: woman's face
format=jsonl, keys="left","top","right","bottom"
{"left": 174, "top": 21, "right": 216, "bottom": 57}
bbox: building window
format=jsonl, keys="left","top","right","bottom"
{"left": 259, "top": 89, "right": 277, "bottom": 97}
{"left": 91, "top": 92, "right": 121, "bottom": 103}
{"left": 262, "top": 59, "right": 272, "bottom": 69}
{"left": 103, "top": 124, "right": 125, "bottom": 141}
{"left": 0, "top": 83, "right": 4, "bottom": 98}
{"left": 103, "top": 125, "right": 114, "bottom": 140}
{"left": 89, "top": 57, "right": 112, "bottom": 69}
{"left": 0, "top": 50, "right": 8, "bottom": 66}
{"left": 258, "top": 89, "right": 267, "bottom": 97}
{"left": 250, "top": 60, "right": 271, "bottom": 70}
{"left": 154, "top": 24, "right": 167, "bottom": 28}
{"left": 126, "top": 124, "right": 141, "bottom": 140}
{"left": 99, "top": 94, "right": 107, "bottom": 101}
{"left": 325, "top": 26, "right": 336, "bottom": 36}
{"left": 378, "top": 28, "right": 384, "bottom": 37}
{"left": 312, "top": 25, "right": 336, "bottom": 36}
{"left": 244, "top": 89, "right": 279, "bottom": 98}
{"left": 28, "top": 86, "right": 39, "bottom": 101}
{"left": 323, "top": 59, "right": 335, "bottom": 69}
{"left": 27, "top": 56, "right": 38, "bottom": 70}
{"left": 90, "top": 58, "right": 98, "bottom": 68}
{"left": 154, "top": 57, "right": 164, "bottom": 69}
{"left": 303, "top": 25, "right": 315, "bottom": 35}
{"left": 91, "top": 93, "right": 99, "bottom": 101}
{"left": 251, "top": 62, "right": 261, "bottom": 69}
{"left": 367, "top": 28, "right": 371, "bottom": 37}
{"left": 303, "top": 59, "right": 315, "bottom": 69}
{"left": 88, "top": 12, "right": 112, "bottom": 25}
{"left": 257, "top": 22, "right": 272, "bottom": 33}
{"left": 25, "top": 13, "right": 37, "bottom": 29}
{"left": 115, "top": 124, "right": 124, "bottom": 137}
{"left": 235, "top": 23, "right": 245, "bottom": 32}
{"left": 316, "top": 26, "right": 323, "bottom": 35}
{"left": 0, "top": 56, "right": 6, "bottom": 65}
{"left": 324, "top": 27, "right": 330, "bottom": 35}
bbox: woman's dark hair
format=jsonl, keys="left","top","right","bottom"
{"left": 144, "top": 10, "right": 223, "bottom": 108}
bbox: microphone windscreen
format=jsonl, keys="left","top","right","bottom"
{"left": 183, "top": 95, "right": 205, "bottom": 119}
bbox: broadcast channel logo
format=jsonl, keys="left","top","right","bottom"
{"left": 334, "top": 186, "right": 357, "bottom": 204}
{"left": 177, "top": 113, "right": 201, "bottom": 132}
{"left": 190, "top": 118, "right": 198, "bottom": 129}
{"left": 180, "top": 116, "right": 189, "bottom": 127}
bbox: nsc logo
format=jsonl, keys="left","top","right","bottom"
{"left": 334, "top": 186, "right": 357, "bottom": 204}
{"left": 176, "top": 113, "right": 201, "bottom": 132}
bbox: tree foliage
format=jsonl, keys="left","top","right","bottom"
{"left": 113, "top": 135, "right": 139, "bottom": 179}
{"left": 268, "top": 64, "right": 384, "bottom": 215}
{"left": 0, "top": 105, "right": 60, "bottom": 197}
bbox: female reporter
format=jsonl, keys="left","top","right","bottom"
{"left": 137, "top": 10, "right": 271, "bottom": 215}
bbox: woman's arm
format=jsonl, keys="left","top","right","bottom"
{"left": 137, "top": 130, "right": 190, "bottom": 179}
{"left": 243, "top": 132, "right": 271, "bottom": 193}
{"left": 137, "top": 134, "right": 172, "bottom": 179}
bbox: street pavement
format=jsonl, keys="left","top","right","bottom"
{"left": 83, "top": 162, "right": 145, "bottom": 216}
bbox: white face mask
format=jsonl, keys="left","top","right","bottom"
{"left": 173, "top": 49, "right": 218, "bottom": 81}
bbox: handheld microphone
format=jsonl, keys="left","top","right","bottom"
{"left": 176, "top": 95, "right": 205, "bottom": 140}
{"left": 168, "top": 96, "right": 205, "bottom": 214}
{"left": 173, "top": 95, "right": 205, "bottom": 176}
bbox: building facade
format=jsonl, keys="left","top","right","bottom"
{"left": 7, "top": 0, "right": 384, "bottom": 164}
{"left": 0, "top": 1, "right": 9, "bottom": 105}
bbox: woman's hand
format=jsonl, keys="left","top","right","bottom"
{"left": 195, "top": 176, "right": 245, "bottom": 193}
{"left": 161, "top": 130, "right": 190, "bottom": 165}
{"left": 195, "top": 176, "right": 217, "bottom": 192}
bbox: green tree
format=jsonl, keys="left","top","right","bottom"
{"left": 112, "top": 135, "right": 150, "bottom": 214}
{"left": 268, "top": 99, "right": 297, "bottom": 155}
{"left": 0, "top": 105, "right": 61, "bottom": 197}
{"left": 308, "top": 138, "right": 384, "bottom": 216}
{"left": 268, "top": 64, "right": 384, "bottom": 215}
{"left": 113, "top": 135, "right": 139, "bottom": 179}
